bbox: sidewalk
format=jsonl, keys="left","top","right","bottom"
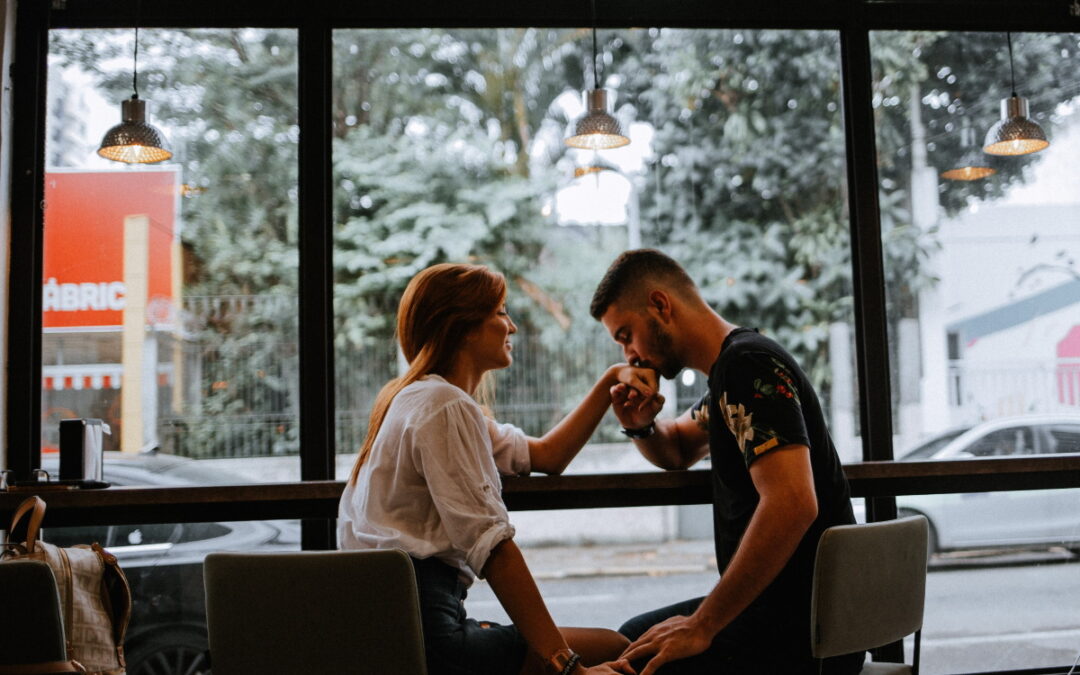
{"left": 520, "top": 539, "right": 718, "bottom": 580}
{"left": 518, "top": 539, "right": 1080, "bottom": 579}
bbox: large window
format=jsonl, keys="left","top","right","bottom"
{"left": 871, "top": 30, "right": 1080, "bottom": 672}
{"left": 42, "top": 28, "right": 300, "bottom": 483}
{"left": 330, "top": 28, "right": 860, "bottom": 464}
{"left": 5, "top": 6, "right": 1080, "bottom": 675}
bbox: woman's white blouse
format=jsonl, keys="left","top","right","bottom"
{"left": 338, "top": 375, "right": 530, "bottom": 583}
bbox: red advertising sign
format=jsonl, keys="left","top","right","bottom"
{"left": 43, "top": 169, "right": 180, "bottom": 330}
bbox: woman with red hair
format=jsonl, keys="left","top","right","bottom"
{"left": 339, "top": 263, "right": 650, "bottom": 675}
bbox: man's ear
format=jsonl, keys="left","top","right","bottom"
{"left": 647, "top": 289, "right": 674, "bottom": 323}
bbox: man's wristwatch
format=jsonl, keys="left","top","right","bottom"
{"left": 546, "top": 648, "right": 582, "bottom": 675}
{"left": 621, "top": 421, "right": 656, "bottom": 439}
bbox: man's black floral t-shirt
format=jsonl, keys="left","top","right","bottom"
{"left": 692, "top": 350, "right": 809, "bottom": 467}
{"left": 690, "top": 327, "right": 856, "bottom": 652}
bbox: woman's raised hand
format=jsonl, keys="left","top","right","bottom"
{"left": 613, "top": 364, "right": 660, "bottom": 398}
{"left": 608, "top": 364, "right": 664, "bottom": 432}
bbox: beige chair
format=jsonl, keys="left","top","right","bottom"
{"left": 0, "top": 559, "right": 83, "bottom": 673}
{"left": 204, "top": 549, "right": 427, "bottom": 675}
{"left": 810, "top": 515, "right": 929, "bottom": 675}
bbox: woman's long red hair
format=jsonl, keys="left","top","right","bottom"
{"left": 348, "top": 263, "right": 507, "bottom": 484}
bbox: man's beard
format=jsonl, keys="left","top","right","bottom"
{"left": 645, "top": 317, "right": 684, "bottom": 380}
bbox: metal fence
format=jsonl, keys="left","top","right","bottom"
{"left": 159, "top": 294, "right": 635, "bottom": 458}
{"left": 333, "top": 330, "right": 632, "bottom": 455}
{"left": 134, "top": 293, "right": 1080, "bottom": 459}
{"left": 947, "top": 357, "right": 1080, "bottom": 424}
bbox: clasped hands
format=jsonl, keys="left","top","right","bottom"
{"left": 610, "top": 365, "right": 665, "bottom": 430}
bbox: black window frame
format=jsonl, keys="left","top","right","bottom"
{"left": 8, "top": 0, "right": 1080, "bottom": 563}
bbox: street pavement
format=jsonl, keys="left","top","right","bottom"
{"left": 519, "top": 537, "right": 1080, "bottom": 579}
{"left": 521, "top": 538, "right": 718, "bottom": 580}
{"left": 517, "top": 537, "right": 1080, "bottom": 579}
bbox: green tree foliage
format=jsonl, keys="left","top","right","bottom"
{"left": 329, "top": 29, "right": 610, "bottom": 440}
{"left": 614, "top": 29, "right": 851, "bottom": 393}
{"left": 331, "top": 29, "right": 587, "bottom": 343}
{"left": 617, "top": 28, "right": 1079, "bottom": 402}
{"left": 48, "top": 27, "right": 1080, "bottom": 454}
{"left": 871, "top": 31, "right": 1080, "bottom": 326}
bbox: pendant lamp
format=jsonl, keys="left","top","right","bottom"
{"left": 565, "top": 0, "right": 629, "bottom": 150}
{"left": 983, "top": 32, "right": 1048, "bottom": 157}
{"left": 98, "top": 25, "right": 172, "bottom": 164}
{"left": 941, "top": 119, "right": 995, "bottom": 181}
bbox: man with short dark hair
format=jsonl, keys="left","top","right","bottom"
{"left": 593, "top": 249, "right": 863, "bottom": 675}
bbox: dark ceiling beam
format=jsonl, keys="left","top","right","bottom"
{"left": 47, "top": 0, "right": 1080, "bottom": 31}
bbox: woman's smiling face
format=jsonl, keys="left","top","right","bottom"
{"left": 464, "top": 303, "right": 517, "bottom": 373}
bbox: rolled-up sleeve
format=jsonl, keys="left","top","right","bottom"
{"left": 414, "top": 400, "right": 516, "bottom": 577}
{"left": 488, "top": 418, "right": 531, "bottom": 476}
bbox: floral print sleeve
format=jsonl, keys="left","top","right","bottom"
{"left": 717, "top": 351, "right": 810, "bottom": 468}
{"left": 689, "top": 394, "right": 710, "bottom": 432}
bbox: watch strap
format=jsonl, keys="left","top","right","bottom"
{"left": 621, "top": 421, "right": 656, "bottom": 439}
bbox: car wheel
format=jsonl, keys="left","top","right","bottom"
{"left": 125, "top": 628, "right": 210, "bottom": 675}
{"left": 898, "top": 508, "right": 939, "bottom": 558}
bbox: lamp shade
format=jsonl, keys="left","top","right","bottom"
{"left": 937, "top": 153, "right": 993, "bottom": 180}
{"left": 941, "top": 125, "right": 996, "bottom": 181}
{"left": 983, "top": 95, "right": 1049, "bottom": 156}
{"left": 940, "top": 157, "right": 995, "bottom": 181}
{"left": 566, "top": 89, "right": 630, "bottom": 150}
{"left": 98, "top": 96, "right": 172, "bottom": 164}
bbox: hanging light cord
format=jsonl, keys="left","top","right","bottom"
{"left": 1006, "top": 31, "right": 1017, "bottom": 97}
{"left": 132, "top": 25, "right": 140, "bottom": 98}
{"left": 591, "top": 0, "right": 600, "bottom": 90}
{"left": 131, "top": 0, "right": 143, "bottom": 99}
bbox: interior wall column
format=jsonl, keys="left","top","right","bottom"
{"left": 0, "top": 0, "right": 15, "bottom": 471}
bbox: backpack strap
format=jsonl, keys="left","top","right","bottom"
{"left": 91, "top": 544, "right": 131, "bottom": 669}
{"left": 56, "top": 547, "right": 76, "bottom": 660}
{"left": 6, "top": 496, "right": 46, "bottom": 553}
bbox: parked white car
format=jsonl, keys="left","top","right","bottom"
{"left": 895, "top": 415, "right": 1080, "bottom": 554}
